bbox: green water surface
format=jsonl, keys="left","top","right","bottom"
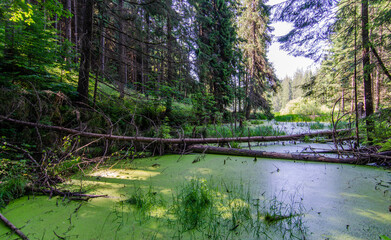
{"left": 0, "top": 154, "right": 390, "bottom": 239}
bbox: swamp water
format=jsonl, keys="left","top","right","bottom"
{"left": 0, "top": 154, "right": 390, "bottom": 240}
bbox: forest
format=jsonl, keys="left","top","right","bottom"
{"left": 0, "top": 0, "right": 390, "bottom": 239}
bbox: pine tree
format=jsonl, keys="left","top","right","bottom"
{"left": 193, "top": 0, "right": 237, "bottom": 112}
{"left": 238, "top": 0, "right": 277, "bottom": 118}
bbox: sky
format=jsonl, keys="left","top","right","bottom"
{"left": 266, "top": 0, "right": 318, "bottom": 80}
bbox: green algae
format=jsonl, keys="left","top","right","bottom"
{"left": 0, "top": 154, "right": 390, "bottom": 239}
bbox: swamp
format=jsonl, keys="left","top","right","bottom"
{"left": 1, "top": 0, "right": 391, "bottom": 239}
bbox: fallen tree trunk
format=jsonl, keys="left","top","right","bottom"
{"left": 0, "top": 213, "right": 29, "bottom": 240}
{"left": 0, "top": 116, "right": 350, "bottom": 144}
{"left": 188, "top": 145, "right": 360, "bottom": 164}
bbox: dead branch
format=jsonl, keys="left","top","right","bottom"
{"left": 188, "top": 145, "right": 360, "bottom": 164}
{"left": 0, "top": 213, "right": 29, "bottom": 240}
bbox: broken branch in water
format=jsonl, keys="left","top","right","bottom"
{"left": 188, "top": 145, "right": 359, "bottom": 164}
{"left": 0, "top": 213, "right": 29, "bottom": 240}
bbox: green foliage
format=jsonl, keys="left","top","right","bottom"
{"left": 154, "top": 117, "right": 172, "bottom": 139}
{"left": 169, "top": 178, "right": 307, "bottom": 239}
{"left": 250, "top": 120, "right": 264, "bottom": 125}
{"left": 230, "top": 141, "right": 241, "bottom": 149}
{"left": 380, "top": 235, "right": 391, "bottom": 240}
{"left": 173, "top": 179, "right": 213, "bottom": 230}
{"left": 125, "top": 186, "right": 162, "bottom": 213}
{"left": 377, "top": 139, "right": 391, "bottom": 152}
{"left": 0, "top": 0, "right": 70, "bottom": 77}
{"left": 193, "top": 0, "right": 236, "bottom": 111}
{"left": 309, "top": 122, "right": 325, "bottom": 130}
{"left": 302, "top": 135, "right": 311, "bottom": 143}
{"left": 280, "top": 97, "right": 330, "bottom": 116}
{"left": 0, "top": 177, "right": 27, "bottom": 208}
{"left": 185, "top": 124, "right": 286, "bottom": 138}
{"left": 275, "top": 113, "right": 329, "bottom": 123}
{"left": 192, "top": 90, "right": 218, "bottom": 124}
{"left": 360, "top": 109, "right": 391, "bottom": 146}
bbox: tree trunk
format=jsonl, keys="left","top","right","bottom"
{"left": 361, "top": 0, "right": 374, "bottom": 140}
{"left": 99, "top": 1, "right": 105, "bottom": 79}
{"left": 341, "top": 88, "right": 345, "bottom": 113}
{"left": 351, "top": 75, "right": 355, "bottom": 113}
{"left": 188, "top": 145, "right": 358, "bottom": 164}
{"left": 65, "top": 0, "right": 72, "bottom": 65}
{"left": 118, "top": 0, "right": 126, "bottom": 99}
{"left": 166, "top": 1, "right": 173, "bottom": 86}
{"left": 65, "top": 0, "right": 72, "bottom": 42}
{"left": 0, "top": 213, "right": 29, "bottom": 240}
{"left": 73, "top": 0, "right": 79, "bottom": 62}
{"left": 0, "top": 116, "right": 350, "bottom": 145}
{"left": 77, "top": 0, "right": 93, "bottom": 103}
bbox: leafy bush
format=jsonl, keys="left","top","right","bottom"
{"left": 275, "top": 113, "right": 329, "bottom": 123}
{"left": 280, "top": 97, "right": 330, "bottom": 116}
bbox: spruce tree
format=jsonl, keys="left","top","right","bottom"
{"left": 193, "top": 0, "right": 237, "bottom": 112}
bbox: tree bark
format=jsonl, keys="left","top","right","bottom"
{"left": 73, "top": 0, "right": 79, "bottom": 61}
{"left": 361, "top": 0, "right": 374, "bottom": 140}
{"left": 0, "top": 116, "right": 350, "bottom": 145}
{"left": 188, "top": 145, "right": 358, "bottom": 164}
{"left": 370, "top": 44, "right": 391, "bottom": 83}
{"left": 0, "top": 213, "right": 29, "bottom": 240}
{"left": 77, "top": 0, "right": 93, "bottom": 103}
{"left": 65, "top": 0, "right": 72, "bottom": 42}
{"left": 118, "top": 0, "right": 126, "bottom": 99}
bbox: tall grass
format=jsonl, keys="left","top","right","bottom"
{"left": 185, "top": 124, "right": 286, "bottom": 138}
{"left": 275, "top": 114, "right": 330, "bottom": 123}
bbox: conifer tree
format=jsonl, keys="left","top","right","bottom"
{"left": 238, "top": 0, "right": 277, "bottom": 118}
{"left": 193, "top": 0, "right": 237, "bottom": 112}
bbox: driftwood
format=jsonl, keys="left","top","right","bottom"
{"left": 0, "top": 213, "right": 29, "bottom": 240}
{"left": 0, "top": 116, "right": 350, "bottom": 144}
{"left": 188, "top": 145, "right": 359, "bottom": 164}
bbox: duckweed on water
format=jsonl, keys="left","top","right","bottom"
{"left": 1, "top": 154, "right": 390, "bottom": 239}
{"left": 124, "top": 178, "right": 307, "bottom": 239}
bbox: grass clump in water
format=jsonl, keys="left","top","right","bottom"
{"left": 168, "top": 179, "right": 307, "bottom": 239}
{"left": 125, "top": 186, "right": 162, "bottom": 213}
{"left": 309, "top": 122, "right": 325, "bottom": 130}
{"left": 261, "top": 193, "right": 307, "bottom": 239}
{"left": 172, "top": 179, "right": 213, "bottom": 231}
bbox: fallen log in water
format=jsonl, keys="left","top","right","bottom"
{"left": 0, "top": 116, "right": 350, "bottom": 144}
{"left": 0, "top": 213, "right": 29, "bottom": 240}
{"left": 188, "top": 145, "right": 359, "bottom": 164}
